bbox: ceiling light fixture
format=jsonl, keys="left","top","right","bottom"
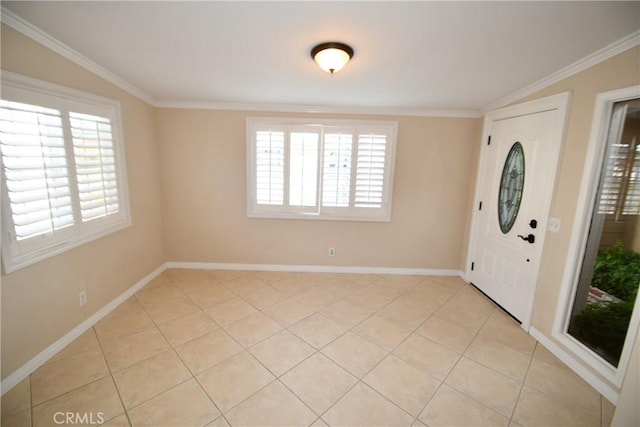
{"left": 310, "top": 42, "right": 354, "bottom": 75}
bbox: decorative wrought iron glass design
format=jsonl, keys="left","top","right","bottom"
{"left": 498, "top": 142, "right": 525, "bottom": 234}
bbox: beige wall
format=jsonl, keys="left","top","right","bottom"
{"left": 0, "top": 26, "right": 166, "bottom": 378}
{"left": 518, "top": 47, "right": 640, "bottom": 393}
{"left": 156, "top": 109, "right": 481, "bottom": 270}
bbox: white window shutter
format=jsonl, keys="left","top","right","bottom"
{"left": 289, "top": 131, "right": 319, "bottom": 208}
{"left": 322, "top": 131, "right": 352, "bottom": 207}
{"left": 0, "top": 100, "right": 75, "bottom": 240}
{"left": 70, "top": 112, "right": 120, "bottom": 222}
{"left": 355, "top": 132, "right": 387, "bottom": 208}
{"left": 255, "top": 130, "right": 285, "bottom": 205}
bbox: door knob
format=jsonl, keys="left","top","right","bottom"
{"left": 517, "top": 234, "right": 535, "bottom": 244}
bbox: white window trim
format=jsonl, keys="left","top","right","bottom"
{"left": 1, "top": 71, "right": 131, "bottom": 274}
{"left": 246, "top": 116, "right": 398, "bottom": 222}
{"left": 552, "top": 85, "right": 640, "bottom": 388}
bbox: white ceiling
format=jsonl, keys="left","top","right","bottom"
{"left": 2, "top": 1, "right": 639, "bottom": 115}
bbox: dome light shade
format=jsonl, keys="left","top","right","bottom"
{"left": 311, "top": 42, "right": 354, "bottom": 74}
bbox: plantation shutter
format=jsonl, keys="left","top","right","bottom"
{"left": 289, "top": 130, "right": 319, "bottom": 208}
{"left": 255, "top": 129, "right": 285, "bottom": 205}
{"left": 0, "top": 100, "right": 75, "bottom": 240}
{"left": 355, "top": 132, "right": 387, "bottom": 208}
{"left": 70, "top": 112, "right": 120, "bottom": 222}
{"left": 598, "top": 103, "right": 640, "bottom": 218}
{"left": 322, "top": 131, "right": 352, "bottom": 207}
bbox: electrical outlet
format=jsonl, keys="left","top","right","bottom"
{"left": 548, "top": 217, "right": 561, "bottom": 234}
{"left": 79, "top": 291, "right": 87, "bottom": 307}
{"left": 328, "top": 247, "right": 336, "bottom": 256}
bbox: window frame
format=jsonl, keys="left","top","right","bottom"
{"left": 1, "top": 72, "right": 131, "bottom": 274}
{"left": 246, "top": 116, "right": 398, "bottom": 222}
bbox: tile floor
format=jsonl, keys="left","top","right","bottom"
{"left": 1, "top": 269, "right": 616, "bottom": 426}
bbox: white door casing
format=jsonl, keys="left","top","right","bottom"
{"left": 467, "top": 93, "right": 571, "bottom": 329}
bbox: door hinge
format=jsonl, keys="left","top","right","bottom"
{"left": 487, "top": 135, "right": 491, "bottom": 146}
{"left": 478, "top": 201, "right": 483, "bottom": 211}
{"left": 471, "top": 262, "right": 475, "bottom": 271}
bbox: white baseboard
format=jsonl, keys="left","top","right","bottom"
{"left": 0, "top": 263, "right": 168, "bottom": 396}
{"left": 529, "top": 326, "right": 619, "bottom": 404}
{"left": 166, "top": 261, "right": 464, "bottom": 278}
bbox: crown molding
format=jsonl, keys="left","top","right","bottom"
{"left": 483, "top": 30, "right": 640, "bottom": 112}
{"left": 153, "top": 99, "right": 482, "bottom": 118}
{"left": 3, "top": 6, "right": 637, "bottom": 118}
{"left": 1, "top": 7, "right": 157, "bottom": 105}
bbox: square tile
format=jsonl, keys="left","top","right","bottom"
{"left": 102, "top": 328, "right": 170, "bottom": 372}
{"left": 433, "top": 287, "right": 496, "bottom": 332}
{"left": 170, "top": 276, "right": 214, "bottom": 295}
{"left": 1, "top": 378, "right": 30, "bottom": 419}
{"left": 224, "top": 276, "right": 266, "bottom": 297}
{"left": 175, "top": 329, "right": 243, "bottom": 375}
{"left": 241, "top": 284, "right": 288, "bottom": 309}
{"left": 445, "top": 357, "right": 521, "bottom": 417}
{"left": 322, "top": 382, "right": 414, "bottom": 426}
{"left": 376, "top": 300, "right": 431, "bottom": 329}
{"left": 289, "top": 313, "right": 346, "bottom": 349}
{"left": 465, "top": 338, "right": 531, "bottom": 382}
{"left": 353, "top": 315, "right": 412, "bottom": 351}
{"left": 322, "top": 332, "right": 388, "bottom": 378}
{"left": 94, "top": 310, "right": 155, "bottom": 346}
{"left": 525, "top": 357, "right": 601, "bottom": 416}
{"left": 346, "top": 286, "right": 396, "bottom": 310}
{"left": 262, "top": 297, "right": 315, "bottom": 327}
{"left": 294, "top": 287, "right": 339, "bottom": 310}
{"left": 141, "top": 293, "right": 200, "bottom": 324}
{"left": 280, "top": 353, "right": 358, "bottom": 415}
{"left": 112, "top": 350, "right": 191, "bottom": 409}
{"left": 320, "top": 277, "right": 366, "bottom": 298}
{"left": 320, "top": 299, "right": 376, "bottom": 329}
{"left": 127, "top": 378, "right": 220, "bottom": 426}
{"left": 204, "top": 297, "right": 257, "bottom": 327}
{"left": 224, "top": 311, "right": 283, "bottom": 347}
{"left": 415, "top": 316, "right": 475, "bottom": 353}
{"left": 512, "top": 386, "right": 600, "bottom": 427}
{"left": 31, "top": 350, "right": 109, "bottom": 405}
{"left": 419, "top": 384, "right": 509, "bottom": 426}
{"left": 158, "top": 310, "right": 219, "bottom": 347}
{"left": 226, "top": 381, "right": 317, "bottom": 426}
{"left": 249, "top": 330, "right": 315, "bottom": 376}
{"left": 197, "top": 351, "right": 275, "bottom": 413}
{"left": 477, "top": 310, "right": 536, "bottom": 355}
{"left": 270, "top": 277, "right": 315, "bottom": 297}
{"left": 188, "top": 285, "right": 236, "bottom": 309}
{"left": 397, "top": 281, "right": 456, "bottom": 312}
{"left": 364, "top": 355, "right": 440, "bottom": 416}
{"left": 46, "top": 330, "right": 101, "bottom": 367}
{"left": 393, "top": 334, "right": 460, "bottom": 380}
{"left": 32, "top": 376, "right": 123, "bottom": 427}
{"left": 103, "top": 297, "right": 144, "bottom": 320}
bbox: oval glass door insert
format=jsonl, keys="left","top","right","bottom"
{"left": 498, "top": 141, "right": 525, "bottom": 234}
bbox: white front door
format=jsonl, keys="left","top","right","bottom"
{"left": 467, "top": 93, "right": 570, "bottom": 326}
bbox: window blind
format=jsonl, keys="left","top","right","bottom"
{"left": 1, "top": 72, "right": 131, "bottom": 273}
{"left": 289, "top": 131, "right": 319, "bottom": 208}
{"left": 322, "top": 131, "right": 352, "bottom": 207}
{"left": 247, "top": 117, "right": 397, "bottom": 221}
{"left": 0, "top": 100, "right": 74, "bottom": 240}
{"left": 255, "top": 130, "right": 285, "bottom": 205}
{"left": 70, "top": 112, "right": 120, "bottom": 222}
{"left": 355, "top": 133, "right": 387, "bottom": 208}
